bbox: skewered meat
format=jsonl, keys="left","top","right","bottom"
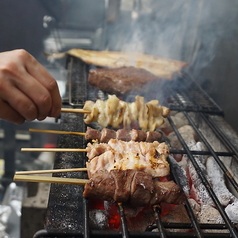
{"left": 86, "top": 139, "right": 170, "bottom": 178}
{"left": 88, "top": 66, "right": 159, "bottom": 95}
{"left": 83, "top": 169, "right": 185, "bottom": 207}
{"left": 83, "top": 94, "right": 170, "bottom": 131}
{"left": 48, "top": 48, "right": 188, "bottom": 79}
{"left": 85, "top": 127, "right": 162, "bottom": 143}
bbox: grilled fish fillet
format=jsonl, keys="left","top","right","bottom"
{"left": 47, "top": 48, "right": 188, "bottom": 79}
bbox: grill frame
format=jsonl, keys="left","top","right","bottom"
{"left": 36, "top": 56, "right": 238, "bottom": 238}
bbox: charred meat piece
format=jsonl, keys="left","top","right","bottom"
{"left": 85, "top": 127, "right": 162, "bottom": 143}
{"left": 130, "top": 169, "right": 154, "bottom": 207}
{"left": 88, "top": 66, "right": 158, "bottom": 95}
{"left": 83, "top": 170, "right": 185, "bottom": 207}
{"left": 152, "top": 181, "right": 186, "bottom": 205}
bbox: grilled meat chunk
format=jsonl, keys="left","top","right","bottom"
{"left": 101, "top": 128, "right": 116, "bottom": 143}
{"left": 85, "top": 127, "right": 162, "bottom": 143}
{"left": 116, "top": 129, "right": 133, "bottom": 141}
{"left": 86, "top": 139, "right": 170, "bottom": 178}
{"left": 88, "top": 66, "right": 158, "bottom": 95}
{"left": 83, "top": 170, "right": 185, "bottom": 207}
{"left": 146, "top": 131, "right": 162, "bottom": 142}
{"left": 85, "top": 127, "right": 102, "bottom": 141}
{"left": 130, "top": 129, "right": 147, "bottom": 142}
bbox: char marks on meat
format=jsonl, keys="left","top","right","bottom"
{"left": 86, "top": 139, "right": 170, "bottom": 178}
{"left": 83, "top": 170, "right": 185, "bottom": 207}
{"left": 88, "top": 66, "right": 159, "bottom": 95}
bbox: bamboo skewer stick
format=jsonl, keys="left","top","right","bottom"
{"left": 21, "top": 148, "right": 87, "bottom": 152}
{"left": 29, "top": 128, "right": 86, "bottom": 136}
{"left": 15, "top": 168, "right": 88, "bottom": 175}
{"left": 61, "top": 108, "right": 90, "bottom": 114}
{"left": 14, "top": 174, "right": 89, "bottom": 185}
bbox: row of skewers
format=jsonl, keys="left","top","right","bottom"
{"left": 14, "top": 95, "right": 185, "bottom": 207}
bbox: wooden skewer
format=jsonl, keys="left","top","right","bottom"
{"left": 14, "top": 174, "right": 89, "bottom": 185}
{"left": 15, "top": 167, "right": 88, "bottom": 175}
{"left": 61, "top": 108, "right": 90, "bottom": 114}
{"left": 21, "top": 148, "right": 87, "bottom": 152}
{"left": 29, "top": 128, "right": 86, "bottom": 136}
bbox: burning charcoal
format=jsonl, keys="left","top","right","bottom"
{"left": 186, "top": 142, "right": 214, "bottom": 206}
{"left": 161, "top": 204, "right": 190, "bottom": 223}
{"left": 198, "top": 115, "right": 228, "bottom": 153}
{"left": 177, "top": 146, "right": 213, "bottom": 207}
{"left": 188, "top": 160, "right": 213, "bottom": 206}
{"left": 177, "top": 154, "right": 188, "bottom": 169}
{"left": 188, "top": 198, "right": 201, "bottom": 217}
{"left": 187, "top": 199, "right": 227, "bottom": 233}
{"left": 198, "top": 205, "right": 223, "bottom": 223}
{"left": 192, "top": 142, "right": 208, "bottom": 163}
{"left": 198, "top": 205, "right": 225, "bottom": 233}
{"left": 225, "top": 202, "right": 238, "bottom": 223}
{"left": 125, "top": 206, "right": 156, "bottom": 232}
{"left": 191, "top": 183, "right": 213, "bottom": 206}
{"left": 168, "top": 155, "right": 190, "bottom": 196}
{"left": 161, "top": 112, "right": 189, "bottom": 135}
{"left": 172, "top": 112, "right": 189, "bottom": 128}
{"left": 168, "top": 125, "right": 197, "bottom": 149}
{"left": 230, "top": 159, "right": 238, "bottom": 184}
{"left": 160, "top": 204, "right": 191, "bottom": 233}
{"left": 151, "top": 204, "right": 191, "bottom": 233}
{"left": 89, "top": 209, "right": 108, "bottom": 230}
{"left": 206, "top": 156, "right": 236, "bottom": 206}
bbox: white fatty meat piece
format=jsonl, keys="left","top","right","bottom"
{"left": 86, "top": 139, "right": 170, "bottom": 177}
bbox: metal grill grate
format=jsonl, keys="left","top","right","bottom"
{"left": 163, "top": 75, "right": 224, "bottom": 115}
{"left": 35, "top": 56, "right": 238, "bottom": 238}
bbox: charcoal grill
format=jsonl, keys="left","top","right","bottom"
{"left": 34, "top": 56, "right": 238, "bottom": 238}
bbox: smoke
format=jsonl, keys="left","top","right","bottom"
{"left": 105, "top": 0, "right": 238, "bottom": 133}
{"left": 106, "top": 0, "right": 238, "bottom": 81}
{"left": 106, "top": 0, "right": 191, "bottom": 61}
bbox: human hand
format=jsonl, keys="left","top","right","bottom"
{"left": 0, "top": 49, "right": 62, "bottom": 124}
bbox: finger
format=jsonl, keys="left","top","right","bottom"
{"left": 25, "top": 56, "right": 62, "bottom": 117}
{"left": 13, "top": 72, "right": 53, "bottom": 120}
{"left": 0, "top": 80, "right": 38, "bottom": 121}
{"left": 0, "top": 50, "right": 53, "bottom": 120}
{"left": 0, "top": 99, "right": 25, "bottom": 125}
